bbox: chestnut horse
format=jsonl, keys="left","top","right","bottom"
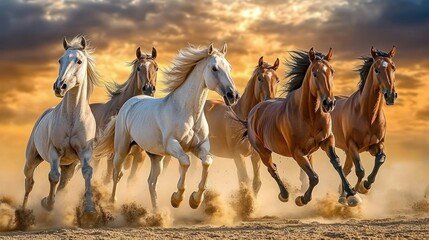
{"left": 331, "top": 46, "right": 397, "bottom": 204}
{"left": 235, "top": 48, "right": 361, "bottom": 206}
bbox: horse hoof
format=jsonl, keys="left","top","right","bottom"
{"left": 80, "top": 210, "right": 98, "bottom": 228}
{"left": 357, "top": 181, "right": 370, "bottom": 194}
{"left": 347, "top": 194, "right": 362, "bottom": 207}
{"left": 189, "top": 191, "right": 202, "bottom": 209}
{"left": 278, "top": 193, "right": 289, "bottom": 203}
{"left": 338, "top": 196, "right": 347, "bottom": 206}
{"left": 295, "top": 196, "right": 307, "bottom": 207}
{"left": 41, "top": 197, "right": 54, "bottom": 211}
{"left": 171, "top": 192, "right": 183, "bottom": 208}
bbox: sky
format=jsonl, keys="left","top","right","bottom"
{"left": 0, "top": 0, "right": 428, "bottom": 170}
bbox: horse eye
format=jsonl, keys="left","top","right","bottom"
{"left": 137, "top": 67, "right": 141, "bottom": 71}
{"left": 212, "top": 66, "right": 218, "bottom": 72}
{"left": 258, "top": 76, "right": 263, "bottom": 82}
{"left": 375, "top": 69, "right": 379, "bottom": 74}
{"left": 77, "top": 59, "right": 82, "bottom": 64}
{"left": 155, "top": 66, "right": 158, "bottom": 71}
{"left": 313, "top": 73, "right": 317, "bottom": 78}
{"left": 58, "top": 59, "right": 61, "bottom": 64}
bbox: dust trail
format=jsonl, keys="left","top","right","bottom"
{"left": 230, "top": 183, "right": 256, "bottom": 220}
{"left": 313, "top": 193, "right": 362, "bottom": 219}
{"left": 119, "top": 202, "right": 171, "bottom": 227}
{"left": 74, "top": 182, "right": 115, "bottom": 227}
{"left": 0, "top": 197, "right": 17, "bottom": 231}
{"left": 201, "top": 190, "right": 235, "bottom": 225}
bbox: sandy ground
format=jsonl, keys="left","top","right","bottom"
{"left": 1, "top": 215, "right": 428, "bottom": 239}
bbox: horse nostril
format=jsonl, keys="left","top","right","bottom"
{"left": 384, "top": 92, "right": 388, "bottom": 99}
{"left": 394, "top": 92, "right": 398, "bottom": 99}
{"left": 61, "top": 83, "right": 67, "bottom": 90}
{"left": 153, "top": 86, "right": 156, "bottom": 91}
{"left": 226, "top": 91, "right": 234, "bottom": 99}
{"left": 333, "top": 100, "right": 336, "bottom": 107}
{"left": 322, "top": 99, "right": 328, "bottom": 106}
{"left": 143, "top": 85, "right": 147, "bottom": 91}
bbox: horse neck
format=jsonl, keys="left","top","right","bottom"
{"left": 61, "top": 72, "right": 90, "bottom": 117}
{"left": 232, "top": 72, "right": 259, "bottom": 118}
{"left": 296, "top": 68, "right": 324, "bottom": 121}
{"left": 168, "top": 60, "right": 209, "bottom": 120}
{"left": 108, "top": 72, "right": 142, "bottom": 111}
{"left": 358, "top": 67, "right": 384, "bottom": 123}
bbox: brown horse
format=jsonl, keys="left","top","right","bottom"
{"left": 91, "top": 47, "right": 158, "bottom": 184}
{"left": 330, "top": 46, "right": 397, "bottom": 204}
{"left": 236, "top": 48, "right": 361, "bottom": 207}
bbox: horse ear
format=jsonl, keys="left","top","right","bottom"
{"left": 325, "top": 48, "right": 333, "bottom": 61}
{"left": 63, "top": 37, "right": 70, "bottom": 50}
{"left": 258, "top": 56, "right": 264, "bottom": 67}
{"left": 371, "top": 46, "right": 378, "bottom": 59}
{"left": 273, "top": 58, "right": 280, "bottom": 70}
{"left": 308, "top": 47, "right": 315, "bottom": 62}
{"left": 208, "top": 43, "right": 214, "bottom": 55}
{"left": 80, "top": 36, "right": 86, "bottom": 50}
{"left": 221, "top": 42, "right": 227, "bottom": 55}
{"left": 388, "top": 45, "right": 396, "bottom": 58}
{"left": 136, "top": 47, "right": 142, "bottom": 59}
{"left": 152, "top": 47, "right": 157, "bottom": 59}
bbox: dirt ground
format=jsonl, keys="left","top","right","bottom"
{"left": 0, "top": 214, "right": 428, "bottom": 239}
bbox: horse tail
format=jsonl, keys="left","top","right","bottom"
{"left": 227, "top": 107, "right": 248, "bottom": 141}
{"left": 93, "top": 116, "right": 116, "bottom": 159}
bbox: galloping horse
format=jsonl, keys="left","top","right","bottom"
{"left": 96, "top": 43, "right": 239, "bottom": 210}
{"left": 21, "top": 36, "right": 101, "bottom": 217}
{"left": 236, "top": 48, "right": 361, "bottom": 207}
{"left": 331, "top": 46, "right": 397, "bottom": 204}
{"left": 92, "top": 47, "right": 158, "bottom": 184}
{"left": 162, "top": 56, "right": 279, "bottom": 195}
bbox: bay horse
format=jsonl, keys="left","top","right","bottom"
{"left": 160, "top": 56, "right": 279, "bottom": 196}
{"left": 91, "top": 47, "right": 158, "bottom": 184}
{"left": 331, "top": 46, "right": 397, "bottom": 204}
{"left": 235, "top": 48, "right": 361, "bottom": 207}
{"left": 96, "top": 43, "right": 239, "bottom": 210}
{"left": 21, "top": 36, "right": 102, "bottom": 219}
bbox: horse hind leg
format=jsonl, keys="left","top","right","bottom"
{"left": 57, "top": 162, "right": 78, "bottom": 192}
{"left": 250, "top": 152, "right": 262, "bottom": 196}
{"left": 22, "top": 153, "right": 43, "bottom": 209}
{"left": 127, "top": 146, "right": 146, "bottom": 184}
{"left": 233, "top": 154, "right": 250, "bottom": 187}
{"left": 147, "top": 153, "right": 164, "bottom": 210}
{"left": 103, "top": 153, "right": 114, "bottom": 184}
{"left": 362, "top": 143, "right": 386, "bottom": 191}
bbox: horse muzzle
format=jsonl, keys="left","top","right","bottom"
{"left": 142, "top": 83, "right": 155, "bottom": 97}
{"left": 384, "top": 91, "right": 397, "bottom": 105}
{"left": 53, "top": 81, "right": 67, "bottom": 98}
{"left": 223, "top": 87, "right": 240, "bottom": 106}
{"left": 322, "top": 98, "right": 336, "bottom": 113}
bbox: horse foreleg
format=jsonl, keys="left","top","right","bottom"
{"left": 294, "top": 153, "right": 318, "bottom": 206}
{"left": 233, "top": 154, "right": 250, "bottom": 187}
{"left": 258, "top": 147, "right": 288, "bottom": 202}
{"left": 321, "top": 135, "right": 361, "bottom": 207}
{"left": 189, "top": 140, "right": 213, "bottom": 209}
{"left": 299, "top": 155, "right": 314, "bottom": 194}
{"left": 166, "top": 139, "right": 190, "bottom": 208}
{"left": 41, "top": 148, "right": 61, "bottom": 211}
{"left": 127, "top": 147, "right": 146, "bottom": 184}
{"left": 347, "top": 144, "right": 366, "bottom": 194}
{"left": 147, "top": 153, "right": 164, "bottom": 210}
{"left": 339, "top": 153, "right": 353, "bottom": 205}
{"left": 57, "top": 161, "right": 78, "bottom": 192}
{"left": 363, "top": 143, "right": 386, "bottom": 191}
{"left": 22, "top": 153, "right": 43, "bottom": 209}
{"left": 250, "top": 152, "right": 262, "bottom": 196}
{"left": 78, "top": 148, "right": 96, "bottom": 214}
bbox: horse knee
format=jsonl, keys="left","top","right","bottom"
{"left": 49, "top": 171, "right": 60, "bottom": 184}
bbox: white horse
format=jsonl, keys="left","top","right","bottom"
{"left": 96, "top": 43, "right": 239, "bottom": 209}
{"left": 21, "top": 36, "right": 101, "bottom": 218}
